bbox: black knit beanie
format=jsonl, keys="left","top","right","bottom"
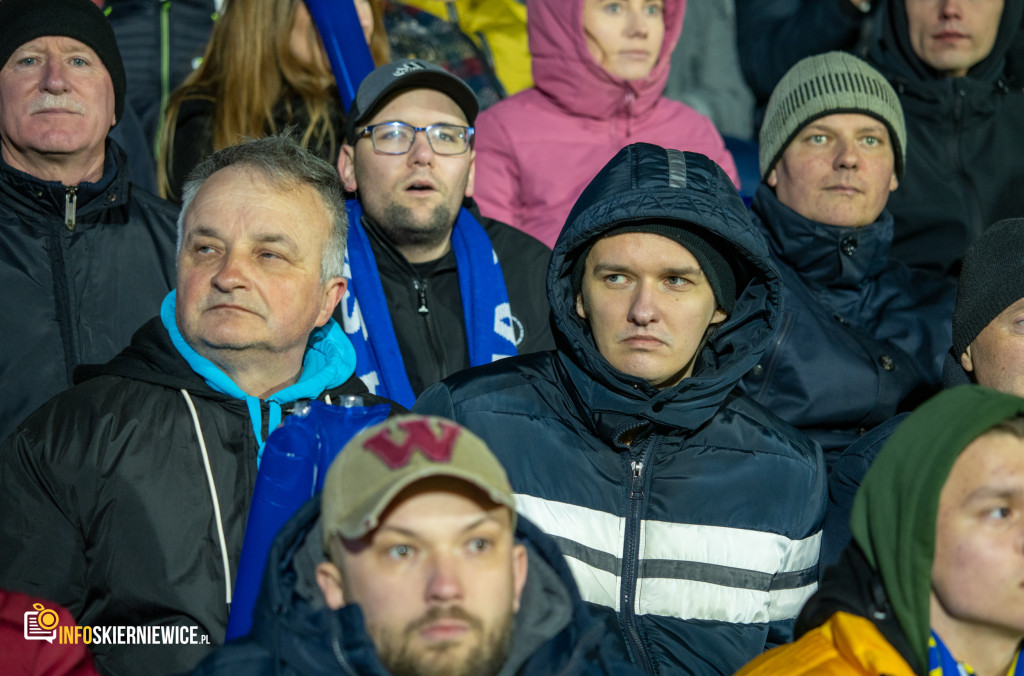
{"left": 571, "top": 222, "right": 738, "bottom": 315}
{"left": 952, "top": 218, "right": 1024, "bottom": 356}
{"left": 0, "top": 0, "right": 126, "bottom": 125}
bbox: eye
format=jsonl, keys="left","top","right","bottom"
{"left": 665, "top": 275, "right": 690, "bottom": 287}
{"left": 259, "top": 250, "right": 284, "bottom": 261}
{"left": 387, "top": 543, "right": 415, "bottom": 560}
{"left": 644, "top": 1, "right": 664, "bottom": 15}
{"left": 808, "top": 134, "right": 828, "bottom": 145}
{"left": 986, "top": 506, "right": 1012, "bottom": 521}
{"left": 862, "top": 135, "right": 882, "bottom": 147}
{"left": 603, "top": 2, "right": 623, "bottom": 14}
{"left": 70, "top": 57, "right": 88, "bottom": 67}
{"left": 604, "top": 273, "right": 627, "bottom": 284}
{"left": 467, "top": 537, "right": 493, "bottom": 553}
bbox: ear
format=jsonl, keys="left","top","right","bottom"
{"left": 766, "top": 168, "right": 778, "bottom": 189}
{"left": 511, "top": 543, "right": 528, "bottom": 613}
{"left": 315, "top": 277, "right": 348, "bottom": 327}
{"left": 960, "top": 345, "right": 974, "bottom": 374}
{"left": 889, "top": 172, "right": 899, "bottom": 193}
{"left": 710, "top": 307, "right": 727, "bottom": 326}
{"left": 575, "top": 291, "right": 587, "bottom": 320}
{"left": 464, "top": 149, "right": 476, "bottom": 198}
{"left": 339, "top": 144, "right": 358, "bottom": 192}
{"left": 316, "top": 561, "right": 346, "bottom": 610}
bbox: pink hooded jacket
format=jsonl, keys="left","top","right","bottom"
{"left": 473, "top": 0, "right": 739, "bottom": 247}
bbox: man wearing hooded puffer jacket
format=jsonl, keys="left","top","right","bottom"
{"left": 471, "top": 0, "right": 739, "bottom": 248}
{"left": 416, "top": 143, "right": 825, "bottom": 675}
{"left": 866, "top": 0, "right": 1024, "bottom": 277}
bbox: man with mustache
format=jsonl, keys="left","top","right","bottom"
{"left": 865, "top": 0, "right": 1024, "bottom": 277}
{"left": 0, "top": 135, "right": 401, "bottom": 675}
{"left": 738, "top": 51, "right": 955, "bottom": 467}
{"left": 416, "top": 143, "right": 826, "bottom": 674}
{"left": 0, "top": 0, "right": 180, "bottom": 443}
{"left": 335, "top": 59, "right": 553, "bottom": 410}
{"left": 192, "top": 415, "right": 638, "bottom": 675}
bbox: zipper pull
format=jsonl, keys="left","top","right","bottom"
{"left": 414, "top": 280, "right": 429, "bottom": 315}
{"left": 630, "top": 460, "right": 644, "bottom": 499}
{"left": 64, "top": 186, "right": 78, "bottom": 230}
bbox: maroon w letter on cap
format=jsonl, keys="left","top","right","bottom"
{"left": 363, "top": 419, "right": 461, "bottom": 469}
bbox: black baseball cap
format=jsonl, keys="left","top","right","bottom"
{"left": 346, "top": 59, "right": 479, "bottom": 144}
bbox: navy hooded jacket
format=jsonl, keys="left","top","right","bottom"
{"left": 415, "top": 144, "right": 826, "bottom": 675}
{"left": 190, "top": 496, "right": 637, "bottom": 676}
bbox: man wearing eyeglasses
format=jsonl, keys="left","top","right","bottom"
{"left": 337, "top": 59, "right": 553, "bottom": 408}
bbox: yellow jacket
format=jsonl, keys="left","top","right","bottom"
{"left": 735, "top": 612, "right": 917, "bottom": 676}
{"left": 400, "top": 0, "right": 532, "bottom": 94}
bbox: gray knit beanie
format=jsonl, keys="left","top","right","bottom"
{"left": 759, "top": 51, "right": 906, "bottom": 180}
{"left": 952, "top": 218, "right": 1024, "bottom": 356}
{"left": 0, "top": 0, "right": 126, "bottom": 125}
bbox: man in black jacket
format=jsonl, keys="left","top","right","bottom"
{"left": 0, "top": 0, "right": 180, "bottom": 443}
{"left": 0, "top": 136, "right": 400, "bottom": 676}
{"left": 867, "top": 0, "right": 1024, "bottom": 276}
{"left": 336, "top": 59, "right": 553, "bottom": 409}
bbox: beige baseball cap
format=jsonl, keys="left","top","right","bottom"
{"left": 322, "top": 415, "right": 515, "bottom": 550}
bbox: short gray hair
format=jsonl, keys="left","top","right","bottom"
{"left": 177, "top": 134, "right": 347, "bottom": 282}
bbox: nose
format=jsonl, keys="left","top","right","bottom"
{"left": 834, "top": 137, "right": 862, "bottom": 171}
{"left": 624, "top": 8, "right": 650, "bottom": 37}
{"left": 939, "top": 0, "right": 963, "bottom": 19}
{"left": 42, "top": 59, "right": 70, "bottom": 93}
{"left": 407, "top": 128, "right": 435, "bottom": 166}
{"left": 210, "top": 250, "right": 251, "bottom": 292}
{"left": 424, "top": 552, "right": 464, "bottom": 604}
{"left": 627, "top": 281, "right": 658, "bottom": 326}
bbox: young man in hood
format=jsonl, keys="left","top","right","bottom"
{"left": 470, "top": 0, "right": 739, "bottom": 248}
{"left": 336, "top": 58, "right": 553, "bottom": 410}
{"left": 192, "top": 415, "right": 638, "bottom": 676}
{"left": 739, "top": 51, "right": 955, "bottom": 467}
{"left": 737, "top": 385, "right": 1024, "bottom": 675}
{"left": 415, "top": 143, "right": 825, "bottom": 675}
{"left": 866, "top": 0, "right": 1024, "bottom": 277}
{"left": 0, "top": 136, "right": 401, "bottom": 675}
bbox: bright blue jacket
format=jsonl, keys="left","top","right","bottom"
{"left": 415, "top": 144, "right": 826, "bottom": 675}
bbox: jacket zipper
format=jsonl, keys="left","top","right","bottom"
{"left": 329, "top": 619, "right": 359, "bottom": 676}
{"left": 621, "top": 437, "right": 656, "bottom": 674}
{"left": 949, "top": 81, "right": 984, "bottom": 243}
{"left": 64, "top": 186, "right": 78, "bottom": 230}
{"left": 412, "top": 278, "right": 451, "bottom": 382}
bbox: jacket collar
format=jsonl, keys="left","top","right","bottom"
{"left": 0, "top": 141, "right": 126, "bottom": 216}
{"left": 752, "top": 184, "right": 893, "bottom": 289}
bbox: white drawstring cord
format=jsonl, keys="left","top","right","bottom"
{"left": 181, "top": 390, "right": 233, "bottom": 606}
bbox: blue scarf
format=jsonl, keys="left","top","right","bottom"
{"left": 929, "top": 630, "right": 1023, "bottom": 676}
{"left": 339, "top": 199, "right": 516, "bottom": 408}
{"left": 160, "top": 291, "right": 357, "bottom": 465}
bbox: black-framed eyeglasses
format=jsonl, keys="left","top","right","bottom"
{"left": 357, "top": 121, "right": 475, "bottom": 156}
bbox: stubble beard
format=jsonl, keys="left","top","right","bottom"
{"left": 372, "top": 606, "right": 514, "bottom": 676}
{"left": 378, "top": 200, "right": 455, "bottom": 253}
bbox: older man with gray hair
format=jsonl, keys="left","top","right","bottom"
{"left": 0, "top": 135, "right": 400, "bottom": 676}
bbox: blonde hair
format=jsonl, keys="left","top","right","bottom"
{"left": 158, "top": 0, "right": 389, "bottom": 199}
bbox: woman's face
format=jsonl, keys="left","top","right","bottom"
{"left": 289, "top": 0, "right": 374, "bottom": 69}
{"left": 582, "top": 0, "right": 665, "bottom": 81}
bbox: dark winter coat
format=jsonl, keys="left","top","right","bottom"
{"left": 190, "top": 497, "right": 641, "bottom": 676}
{"left": 739, "top": 186, "right": 954, "bottom": 465}
{"left": 337, "top": 208, "right": 553, "bottom": 398}
{"left": 867, "top": 0, "right": 1024, "bottom": 276}
{"left": 0, "top": 142, "right": 177, "bottom": 444}
{"left": 0, "top": 318, "right": 401, "bottom": 676}
{"left": 415, "top": 145, "right": 826, "bottom": 675}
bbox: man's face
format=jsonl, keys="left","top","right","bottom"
{"left": 906, "top": 0, "right": 1004, "bottom": 78}
{"left": 767, "top": 113, "right": 899, "bottom": 228}
{"left": 175, "top": 166, "right": 345, "bottom": 372}
{"left": 340, "top": 88, "right": 475, "bottom": 254}
{"left": 0, "top": 36, "right": 115, "bottom": 172}
{"left": 319, "top": 480, "right": 528, "bottom": 676}
{"left": 576, "top": 232, "right": 727, "bottom": 388}
{"left": 582, "top": 0, "right": 666, "bottom": 81}
{"left": 961, "top": 298, "right": 1024, "bottom": 397}
{"left": 930, "top": 429, "right": 1024, "bottom": 647}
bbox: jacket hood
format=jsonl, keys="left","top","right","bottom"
{"left": 547, "top": 143, "right": 782, "bottom": 439}
{"left": 849, "top": 386, "right": 1024, "bottom": 671}
{"left": 245, "top": 495, "right": 610, "bottom": 675}
{"left": 869, "top": 0, "right": 1024, "bottom": 85}
{"left": 527, "top": 0, "right": 685, "bottom": 119}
